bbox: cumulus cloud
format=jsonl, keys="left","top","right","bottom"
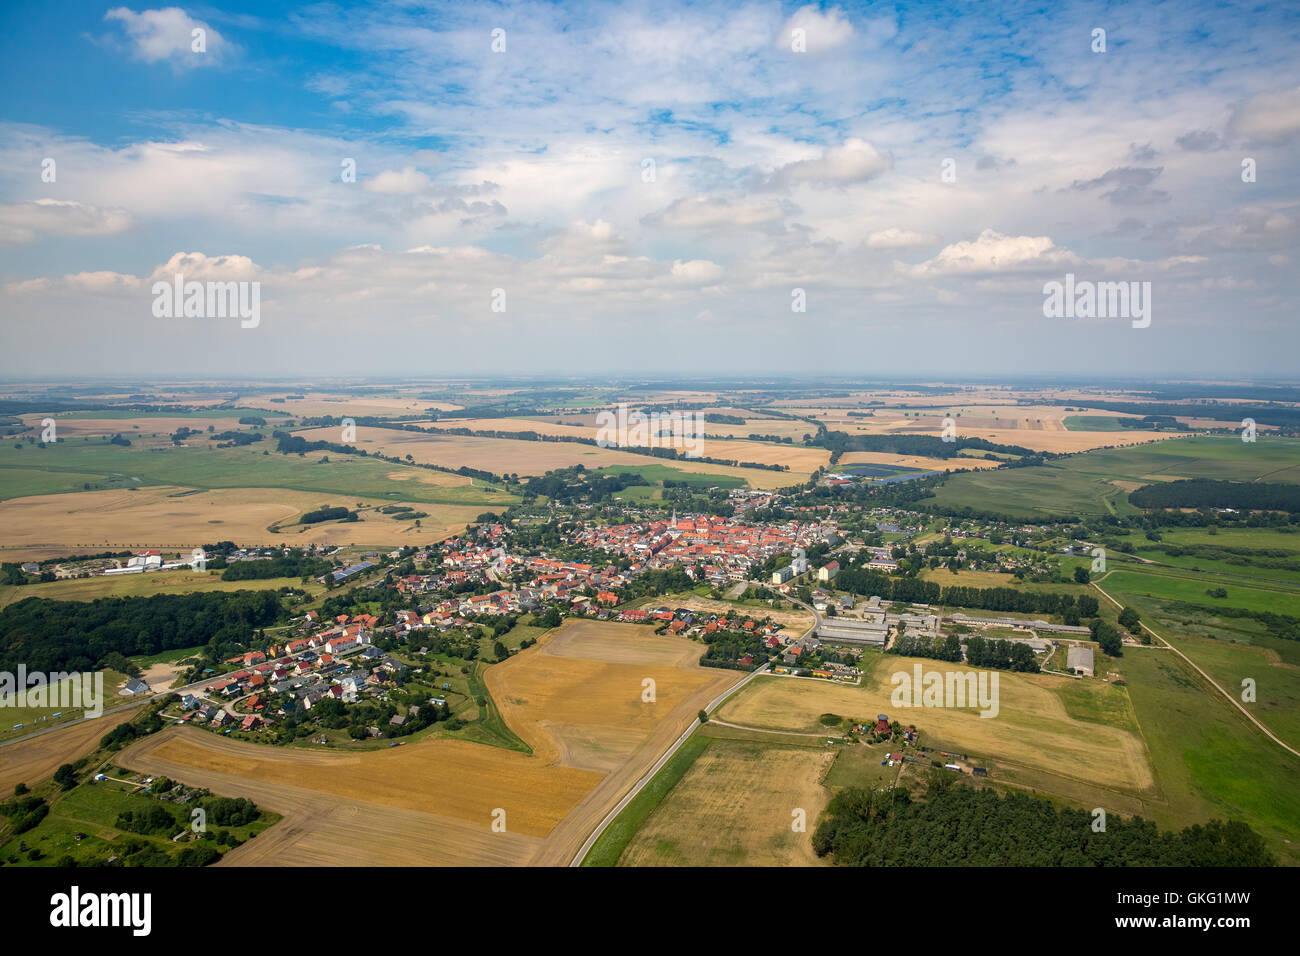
{"left": 104, "top": 6, "right": 230, "bottom": 67}
{"left": 364, "top": 167, "right": 433, "bottom": 195}
{"left": 764, "top": 139, "right": 892, "bottom": 189}
{"left": 910, "top": 229, "right": 1078, "bottom": 277}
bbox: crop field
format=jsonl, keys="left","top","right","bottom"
{"left": 113, "top": 620, "right": 740, "bottom": 866}
{"left": 17, "top": 413, "right": 288, "bottom": 439}
{"left": 716, "top": 659, "right": 1154, "bottom": 795}
{"left": 0, "top": 485, "right": 486, "bottom": 560}
{"left": 0, "top": 437, "right": 509, "bottom": 504}
{"left": 616, "top": 737, "right": 834, "bottom": 866}
{"left": 294, "top": 424, "right": 805, "bottom": 488}
{"left": 0, "top": 706, "right": 142, "bottom": 794}
{"left": 932, "top": 436, "right": 1300, "bottom": 517}
{"left": 242, "top": 390, "right": 464, "bottom": 418}
{"left": 838, "top": 450, "right": 1001, "bottom": 473}
{"left": 0, "top": 572, "right": 320, "bottom": 610}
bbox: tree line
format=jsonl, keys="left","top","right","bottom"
{"left": 814, "top": 776, "right": 1273, "bottom": 866}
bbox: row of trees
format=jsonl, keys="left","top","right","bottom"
{"left": 813, "top": 776, "right": 1273, "bottom": 866}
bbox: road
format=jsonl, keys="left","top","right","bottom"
{"left": 568, "top": 660, "right": 772, "bottom": 866}
{"left": 1091, "top": 576, "right": 1300, "bottom": 760}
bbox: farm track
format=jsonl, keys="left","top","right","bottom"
{"left": 1092, "top": 577, "right": 1300, "bottom": 760}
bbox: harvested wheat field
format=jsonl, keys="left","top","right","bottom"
{"left": 0, "top": 485, "right": 481, "bottom": 560}
{"left": 838, "top": 451, "right": 1002, "bottom": 473}
{"left": 717, "top": 658, "right": 1154, "bottom": 796}
{"left": 18, "top": 415, "right": 281, "bottom": 439}
{"left": 295, "top": 425, "right": 805, "bottom": 488}
{"left": 117, "top": 620, "right": 741, "bottom": 866}
{"left": 619, "top": 738, "right": 834, "bottom": 866}
{"left": 486, "top": 620, "right": 744, "bottom": 864}
{"left": 243, "top": 391, "right": 463, "bottom": 418}
{"left": 0, "top": 706, "right": 142, "bottom": 795}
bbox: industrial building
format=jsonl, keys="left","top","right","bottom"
{"left": 1067, "top": 645, "right": 1096, "bottom": 677}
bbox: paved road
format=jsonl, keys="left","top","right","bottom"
{"left": 1092, "top": 576, "right": 1300, "bottom": 760}
{"left": 568, "top": 660, "right": 772, "bottom": 866}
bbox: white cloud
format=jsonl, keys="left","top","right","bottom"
{"left": 364, "top": 167, "right": 433, "bottom": 195}
{"left": 866, "top": 227, "right": 941, "bottom": 250}
{"left": 1227, "top": 87, "right": 1300, "bottom": 145}
{"left": 104, "top": 6, "right": 230, "bottom": 67}
{"left": 777, "top": 5, "right": 857, "bottom": 52}
{"left": 910, "top": 229, "right": 1079, "bottom": 277}
{"left": 0, "top": 199, "right": 132, "bottom": 245}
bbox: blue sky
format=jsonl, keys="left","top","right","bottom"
{"left": 1, "top": 0, "right": 1298, "bottom": 378}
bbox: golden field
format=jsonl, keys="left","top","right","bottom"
{"left": 0, "top": 485, "right": 483, "bottom": 561}
{"left": 717, "top": 657, "right": 1154, "bottom": 795}
{"left": 295, "top": 425, "right": 810, "bottom": 488}
{"left": 618, "top": 738, "right": 834, "bottom": 866}
{"left": 116, "top": 620, "right": 741, "bottom": 866}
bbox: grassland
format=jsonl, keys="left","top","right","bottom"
{"left": 0, "top": 436, "right": 509, "bottom": 505}
{"left": 1119, "top": 649, "right": 1300, "bottom": 866}
{"left": 932, "top": 436, "right": 1300, "bottom": 518}
{"left": 0, "top": 570, "right": 318, "bottom": 610}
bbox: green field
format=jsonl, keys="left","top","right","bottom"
{"left": 0, "top": 776, "right": 277, "bottom": 866}
{"left": 0, "top": 572, "right": 318, "bottom": 610}
{"left": 0, "top": 671, "right": 131, "bottom": 742}
{"left": 587, "top": 463, "right": 748, "bottom": 489}
{"left": 1101, "top": 567, "right": 1300, "bottom": 617}
{"left": 1063, "top": 415, "right": 1131, "bottom": 431}
{"left": 932, "top": 436, "right": 1300, "bottom": 518}
{"left": 1118, "top": 649, "right": 1300, "bottom": 866}
{"left": 0, "top": 436, "right": 516, "bottom": 506}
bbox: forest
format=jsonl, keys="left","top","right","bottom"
{"left": 813, "top": 776, "right": 1273, "bottom": 866}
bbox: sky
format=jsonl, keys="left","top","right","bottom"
{"left": 1, "top": 0, "right": 1298, "bottom": 381}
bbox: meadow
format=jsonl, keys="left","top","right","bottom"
{"left": 932, "top": 436, "right": 1300, "bottom": 517}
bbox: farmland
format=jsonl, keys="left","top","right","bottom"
{"left": 293, "top": 424, "right": 808, "bottom": 489}
{"left": 0, "top": 485, "right": 487, "bottom": 561}
{"left": 0, "top": 707, "right": 142, "bottom": 794}
{"left": 112, "top": 620, "right": 740, "bottom": 865}
{"left": 716, "top": 661, "right": 1153, "bottom": 795}
{"left": 614, "top": 735, "right": 834, "bottom": 866}
{"left": 931, "top": 436, "right": 1300, "bottom": 518}
{"left": 0, "top": 571, "right": 320, "bottom": 610}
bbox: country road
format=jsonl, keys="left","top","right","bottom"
{"left": 568, "top": 660, "right": 772, "bottom": 866}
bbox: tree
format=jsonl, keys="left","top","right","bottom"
{"left": 1118, "top": 607, "right": 1141, "bottom": 631}
{"left": 698, "top": 709, "right": 709, "bottom": 723}
{"left": 1073, "top": 566, "right": 1091, "bottom": 584}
